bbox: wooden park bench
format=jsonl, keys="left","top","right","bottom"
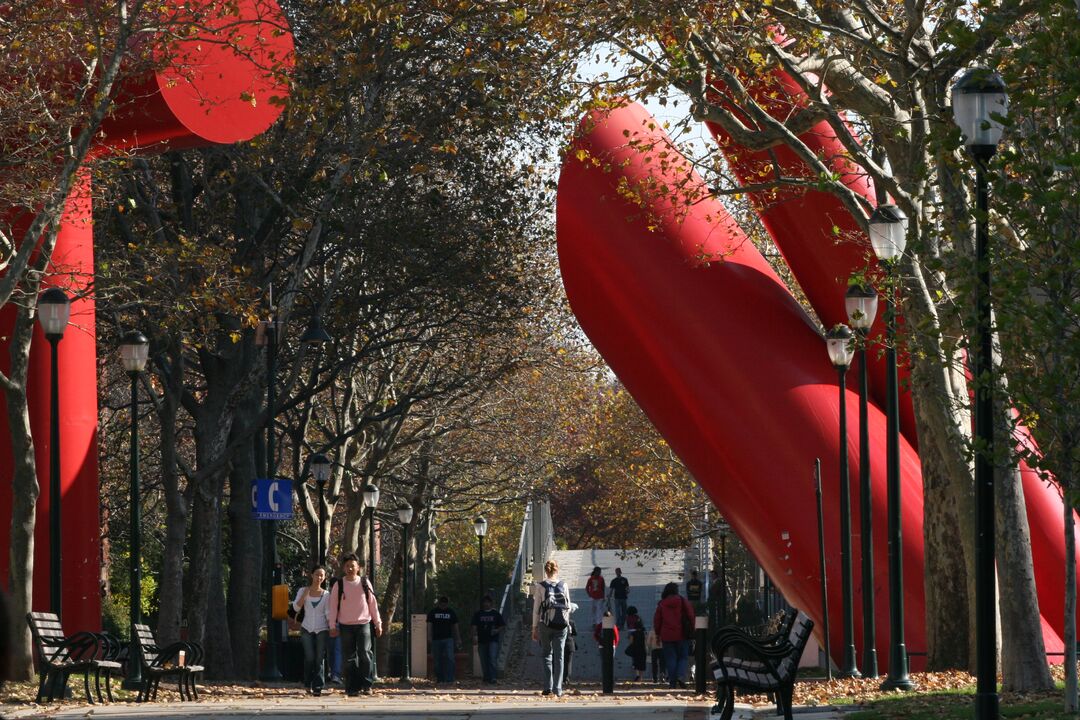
{"left": 27, "top": 612, "right": 122, "bottom": 703}
{"left": 132, "top": 623, "right": 204, "bottom": 701}
{"left": 710, "top": 610, "right": 814, "bottom": 720}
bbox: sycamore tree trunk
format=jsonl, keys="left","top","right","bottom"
{"left": 155, "top": 343, "right": 188, "bottom": 646}
{"left": 4, "top": 304, "right": 38, "bottom": 680}
{"left": 996, "top": 460, "right": 1052, "bottom": 690}
{"left": 227, "top": 412, "right": 263, "bottom": 680}
{"left": 904, "top": 295, "right": 978, "bottom": 670}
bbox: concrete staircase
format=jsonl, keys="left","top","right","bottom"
{"left": 520, "top": 548, "right": 696, "bottom": 684}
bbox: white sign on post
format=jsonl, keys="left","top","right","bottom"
{"left": 411, "top": 614, "right": 428, "bottom": 678}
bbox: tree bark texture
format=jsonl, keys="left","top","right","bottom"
{"left": 4, "top": 305, "right": 38, "bottom": 680}
{"left": 227, "top": 423, "right": 263, "bottom": 680}
{"left": 155, "top": 344, "right": 188, "bottom": 646}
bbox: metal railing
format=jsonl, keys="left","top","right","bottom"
{"left": 498, "top": 498, "right": 554, "bottom": 623}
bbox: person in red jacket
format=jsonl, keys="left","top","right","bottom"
{"left": 653, "top": 582, "right": 694, "bottom": 689}
{"left": 585, "top": 566, "right": 606, "bottom": 626}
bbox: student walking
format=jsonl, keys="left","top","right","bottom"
{"left": 471, "top": 595, "right": 504, "bottom": 684}
{"left": 427, "top": 596, "right": 462, "bottom": 684}
{"left": 653, "top": 581, "right": 694, "bottom": 689}
{"left": 562, "top": 618, "right": 577, "bottom": 686}
{"left": 608, "top": 568, "right": 630, "bottom": 628}
{"left": 532, "top": 559, "right": 572, "bottom": 697}
{"left": 585, "top": 566, "right": 606, "bottom": 626}
{"left": 624, "top": 606, "right": 647, "bottom": 681}
{"left": 328, "top": 554, "right": 382, "bottom": 697}
{"left": 646, "top": 627, "right": 666, "bottom": 683}
{"left": 293, "top": 565, "right": 332, "bottom": 696}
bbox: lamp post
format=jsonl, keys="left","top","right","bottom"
{"left": 398, "top": 504, "right": 414, "bottom": 682}
{"left": 363, "top": 484, "right": 381, "bottom": 584}
{"left": 826, "top": 324, "right": 859, "bottom": 678}
{"left": 119, "top": 330, "right": 149, "bottom": 689}
{"left": 868, "top": 203, "right": 914, "bottom": 691}
{"left": 38, "top": 288, "right": 70, "bottom": 619}
{"left": 952, "top": 67, "right": 1008, "bottom": 720}
{"left": 719, "top": 530, "right": 728, "bottom": 625}
{"left": 473, "top": 516, "right": 488, "bottom": 597}
{"left": 310, "top": 453, "right": 331, "bottom": 565}
{"left": 258, "top": 306, "right": 332, "bottom": 681}
{"left": 845, "top": 284, "right": 880, "bottom": 678}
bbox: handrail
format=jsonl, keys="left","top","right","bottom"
{"left": 499, "top": 505, "right": 532, "bottom": 619}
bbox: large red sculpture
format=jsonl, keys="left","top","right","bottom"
{"left": 557, "top": 102, "right": 1069, "bottom": 670}
{"left": 0, "top": 0, "right": 293, "bottom": 634}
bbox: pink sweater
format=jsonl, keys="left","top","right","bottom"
{"left": 328, "top": 576, "right": 382, "bottom": 632}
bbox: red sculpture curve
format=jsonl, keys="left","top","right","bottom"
{"left": 0, "top": 0, "right": 293, "bottom": 634}
{"left": 556, "top": 102, "right": 930, "bottom": 669}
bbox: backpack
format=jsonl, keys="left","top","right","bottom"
{"left": 539, "top": 580, "right": 570, "bottom": 630}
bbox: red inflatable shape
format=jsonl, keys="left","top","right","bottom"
{"left": 706, "top": 72, "right": 1078, "bottom": 648}
{"left": 0, "top": 0, "right": 293, "bottom": 634}
{"left": 556, "top": 102, "right": 930, "bottom": 669}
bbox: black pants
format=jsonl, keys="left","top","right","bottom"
{"left": 562, "top": 647, "right": 575, "bottom": 683}
{"left": 651, "top": 649, "right": 666, "bottom": 682}
{"left": 339, "top": 623, "right": 374, "bottom": 693}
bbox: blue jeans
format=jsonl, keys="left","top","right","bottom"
{"left": 662, "top": 640, "right": 689, "bottom": 687}
{"left": 339, "top": 623, "right": 374, "bottom": 693}
{"left": 612, "top": 598, "right": 628, "bottom": 628}
{"left": 300, "top": 629, "right": 328, "bottom": 692}
{"left": 538, "top": 624, "right": 569, "bottom": 693}
{"left": 330, "top": 633, "right": 342, "bottom": 678}
{"left": 433, "top": 638, "right": 456, "bottom": 682}
{"left": 478, "top": 640, "right": 499, "bottom": 682}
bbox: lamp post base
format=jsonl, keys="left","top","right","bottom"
{"left": 975, "top": 691, "right": 1000, "bottom": 719}
{"left": 121, "top": 676, "right": 145, "bottom": 691}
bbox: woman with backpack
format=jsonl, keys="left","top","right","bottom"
{"left": 292, "top": 564, "right": 332, "bottom": 695}
{"left": 531, "top": 559, "right": 572, "bottom": 697}
{"left": 653, "top": 581, "right": 694, "bottom": 689}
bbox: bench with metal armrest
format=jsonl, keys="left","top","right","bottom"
{"left": 27, "top": 612, "right": 123, "bottom": 703}
{"left": 132, "top": 623, "right": 205, "bottom": 702}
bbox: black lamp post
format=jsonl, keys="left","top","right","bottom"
{"left": 398, "top": 504, "right": 414, "bottom": 682}
{"left": 363, "top": 484, "right": 381, "bottom": 584}
{"left": 952, "top": 67, "right": 1008, "bottom": 720}
{"left": 473, "top": 516, "right": 488, "bottom": 597}
{"left": 310, "top": 453, "right": 331, "bottom": 565}
{"left": 38, "top": 288, "right": 70, "bottom": 619}
{"left": 826, "top": 324, "right": 859, "bottom": 678}
{"left": 845, "top": 284, "right": 880, "bottom": 678}
{"left": 119, "top": 330, "right": 149, "bottom": 689}
{"left": 868, "top": 203, "right": 914, "bottom": 692}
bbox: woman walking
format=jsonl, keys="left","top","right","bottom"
{"left": 293, "top": 565, "right": 331, "bottom": 695}
{"left": 531, "top": 559, "right": 572, "bottom": 697}
{"left": 624, "top": 606, "right": 647, "bottom": 681}
{"left": 653, "top": 581, "right": 694, "bottom": 689}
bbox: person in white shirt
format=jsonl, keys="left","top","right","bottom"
{"left": 532, "top": 559, "right": 571, "bottom": 697}
{"left": 292, "top": 564, "right": 331, "bottom": 696}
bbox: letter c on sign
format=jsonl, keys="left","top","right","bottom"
{"left": 269, "top": 481, "right": 280, "bottom": 512}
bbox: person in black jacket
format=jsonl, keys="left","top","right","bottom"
{"left": 562, "top": 619, "right": 577, "bottom": 686}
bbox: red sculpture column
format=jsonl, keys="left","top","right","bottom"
{"left": 0, "top": 0, "right": 293, "bottom": 634}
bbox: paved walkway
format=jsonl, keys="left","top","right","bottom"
{"left": 524, "top": 548, "right": 696, "bottom": 684}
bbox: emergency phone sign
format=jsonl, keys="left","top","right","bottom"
{"left": 252, "top": 478, "right": 293, "bottom": 520}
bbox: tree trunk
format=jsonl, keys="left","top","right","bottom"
{"left": 376, "top": 542, "right": 405, "bottom": 673}
{"left": 155, "top": 345, "right": 187, "bottom": 646}
{"left": 997, "top": 462, "right": 1052, "bottom": 690}
{"left": 906, "top": 312, "right": 977, "bottom": 670}
{"left": 227, "top": 427, "right": 263, "bottom": 680}
{"left": 344, "top": 504, "right": 363, "bottom": 557}
{"left": 4, "top": 304, "right": 38, "bottom": 681}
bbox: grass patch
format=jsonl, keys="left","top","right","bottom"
{"left": 846, "top": 687, "right": 1073, "bottom": 720}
